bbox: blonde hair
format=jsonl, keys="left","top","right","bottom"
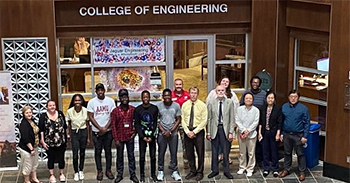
{"left": 21, "top": 106, "right": 33, "bottom": 115}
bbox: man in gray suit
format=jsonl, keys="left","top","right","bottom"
{"left": 206, "top": 85, "right": 235, "bottom": 179}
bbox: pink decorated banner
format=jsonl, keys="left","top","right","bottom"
{"left": 94, "top": 37, "right": 165, "bottom": 64}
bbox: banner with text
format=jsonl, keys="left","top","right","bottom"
{"left": 94, "top": 37, "right": 165, "bottom": 64}
{"left": 0, "top": 71, "right": 17, "bottom": 171}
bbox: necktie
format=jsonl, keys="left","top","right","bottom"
{"left": 189, "top": 102, "right": 194, "bottom": 130}
{"left": 218, "top": 101, "right": 223, "bottom": 124}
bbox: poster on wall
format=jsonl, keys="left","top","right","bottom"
{"left": 93, "top": 37, "right": 165, "bottom": 64}
{"left": 0, "top": 71, "right": 17, "bottom": 171}
{"left": 105, "top": 67, "right": 155, "bottom": 92}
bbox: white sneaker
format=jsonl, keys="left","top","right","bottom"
{"left": 74, "top": 173, "right": 79, "bottom": 181}
{"left": 157, "top": 171, "right": 164, "bottom": 181}
{"left": 171, "top": 171, "right": 182, "bottom": 181}
{"left": 59, "top": 174, "right": 66, "bottom": 182}
{"left": 237, "top": 169, "right": 245, "bottom": 175}
{"left": 246, "top": 172, "right": 253, "bottom": 177}
{"left": 79, "top": 171, "right": 84, "bottom": 180}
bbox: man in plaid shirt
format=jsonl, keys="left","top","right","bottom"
{"left": 111, "top": 89, "right": 139, "bottom": 183}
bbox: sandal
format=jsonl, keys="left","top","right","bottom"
{"left": 49, "top": 174, "right": 56, "bottom": 183}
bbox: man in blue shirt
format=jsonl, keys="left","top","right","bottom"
{"left": 279, "top": 90, "right": 310, "bottom": 181}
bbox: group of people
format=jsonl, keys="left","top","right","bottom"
{"left": 18, "top": 76, "right": 310, "bottom": 183}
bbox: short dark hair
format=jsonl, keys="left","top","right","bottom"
{"left": 288, "top": 89, "right": 300, "bottom": 97}
{"left": 266, "top": 90, "right": 276, "bottom": 99}
{"left": 242, "top": 92, "right": 254, "bottom": 105}
{"left": 141, "top": 90, "right": 150, "bottom": 97}
{"left": 250, "top": 76, "right": 262, "bottom": 87}
{"left": 46, "top": 99, "right": 56, "bottom": 107}
{"left": 162, "top": 88, "right": 172, "bottom": 95}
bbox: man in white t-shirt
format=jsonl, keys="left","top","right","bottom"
{"left": 87, "top": 83, "right": 116, "bottom": 181}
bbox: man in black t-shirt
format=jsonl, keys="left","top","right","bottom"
{"left": 134, "top": 90, "right": 159, "bottom": 183}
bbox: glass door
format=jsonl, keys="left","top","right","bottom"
{"left": 166, "top": 35, "right": 215, "bottom": 101}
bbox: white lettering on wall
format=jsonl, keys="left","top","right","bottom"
{"left": 79, "top": 4, "right": 228, "bottom": 17}
{"left": 79, "top": 6, "right": 132, "bottom": 16}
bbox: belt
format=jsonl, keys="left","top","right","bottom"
{"left": 72, "top": 128, "right": 87, "bottom": 133}
{"left": 187, "top": 126, "right": 197, "bottom": 131}
{"left": 218, "top": 124, "right": 223, "bottom": 126}
{"left": 285, "top": 131, "right": 302, "bottom": 135}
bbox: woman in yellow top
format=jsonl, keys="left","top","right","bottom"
{"left": 66, "top": 94, "right": 90, "bottom": 181}
{"left": 18, "top": 106, "right": 42, "bottom": 183}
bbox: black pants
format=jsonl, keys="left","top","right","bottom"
{"left": 184, "top": 129, "right": 205, "bottom": 174}
{"left": 92, "top": 131, "right": 113, "bottom": 171}
{"left": 139, "top": 137, "right": 156, "bottom": 176}
{"left": 255, "top": 130, "right": 263, "bottom": 163}
{"left": 71, "top": 128, "right": 87, "bottom": 173}
{"left": 116, "top": 138, "right": 136, "bottom": 177}
{"left": 262, "top": 131, "right": 279, "bottom": 171}
{"left": 47, "top": 145, "right": 66, "bottom": 169}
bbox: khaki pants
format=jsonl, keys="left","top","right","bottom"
{"left": 238, "top": 136, "right": 257, "bottom": 173}
{"left": 19, "top": 147, "right": 38, "bottom": 175}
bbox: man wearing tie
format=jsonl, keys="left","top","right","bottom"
{"left": 206, "top": 85, "right": 235, "bottom": 179}
{"left": 181, "top": 87, "right": 207, "bottom": 181}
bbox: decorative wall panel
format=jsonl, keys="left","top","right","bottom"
{"left": 2, "top": 38, "right": 50, "bottom": 161}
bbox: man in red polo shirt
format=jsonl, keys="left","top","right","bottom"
{"left": 171, "top": 78, "right": 190, "bottom": 169}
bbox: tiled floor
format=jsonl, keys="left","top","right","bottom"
{"left": 0, "top": 149, "right": 346, "bottom": 183}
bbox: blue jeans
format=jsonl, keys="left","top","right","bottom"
{"left": 157, "top": 130, "right": 178, "bottom": 171}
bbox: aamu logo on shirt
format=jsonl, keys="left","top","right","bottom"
{"left": 95, "top": 105, "right": 110, "bottom": 115}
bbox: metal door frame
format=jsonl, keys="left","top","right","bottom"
{"left": 166, "top": 35, "right": 215, "bottom": 94}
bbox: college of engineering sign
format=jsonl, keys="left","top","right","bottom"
{"left": 55, "top": 1, "right": 251, "bottom": 27}
{"left": 79, "top": 3, "right": 228, "bottom": 16}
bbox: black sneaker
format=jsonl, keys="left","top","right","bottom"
{"left": 96, "top": 170, "right": 103, "bottom": 181}
{"left": 273, "top": 171, "right": 279, "bottom": 178}
{"left": 151, "top": 174, "right": 159, "bottom": 182}
{"left": 105, "top": 170, "right": 114, "bottom": 180}
{"left": 263, "top": 171, "right": 269, "bottom": 177}
{"left": 140, "top": 174, "right": 145, "bottom": 182}
{"left": 130, "top": 175, "right": 139, "bottom": 183}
